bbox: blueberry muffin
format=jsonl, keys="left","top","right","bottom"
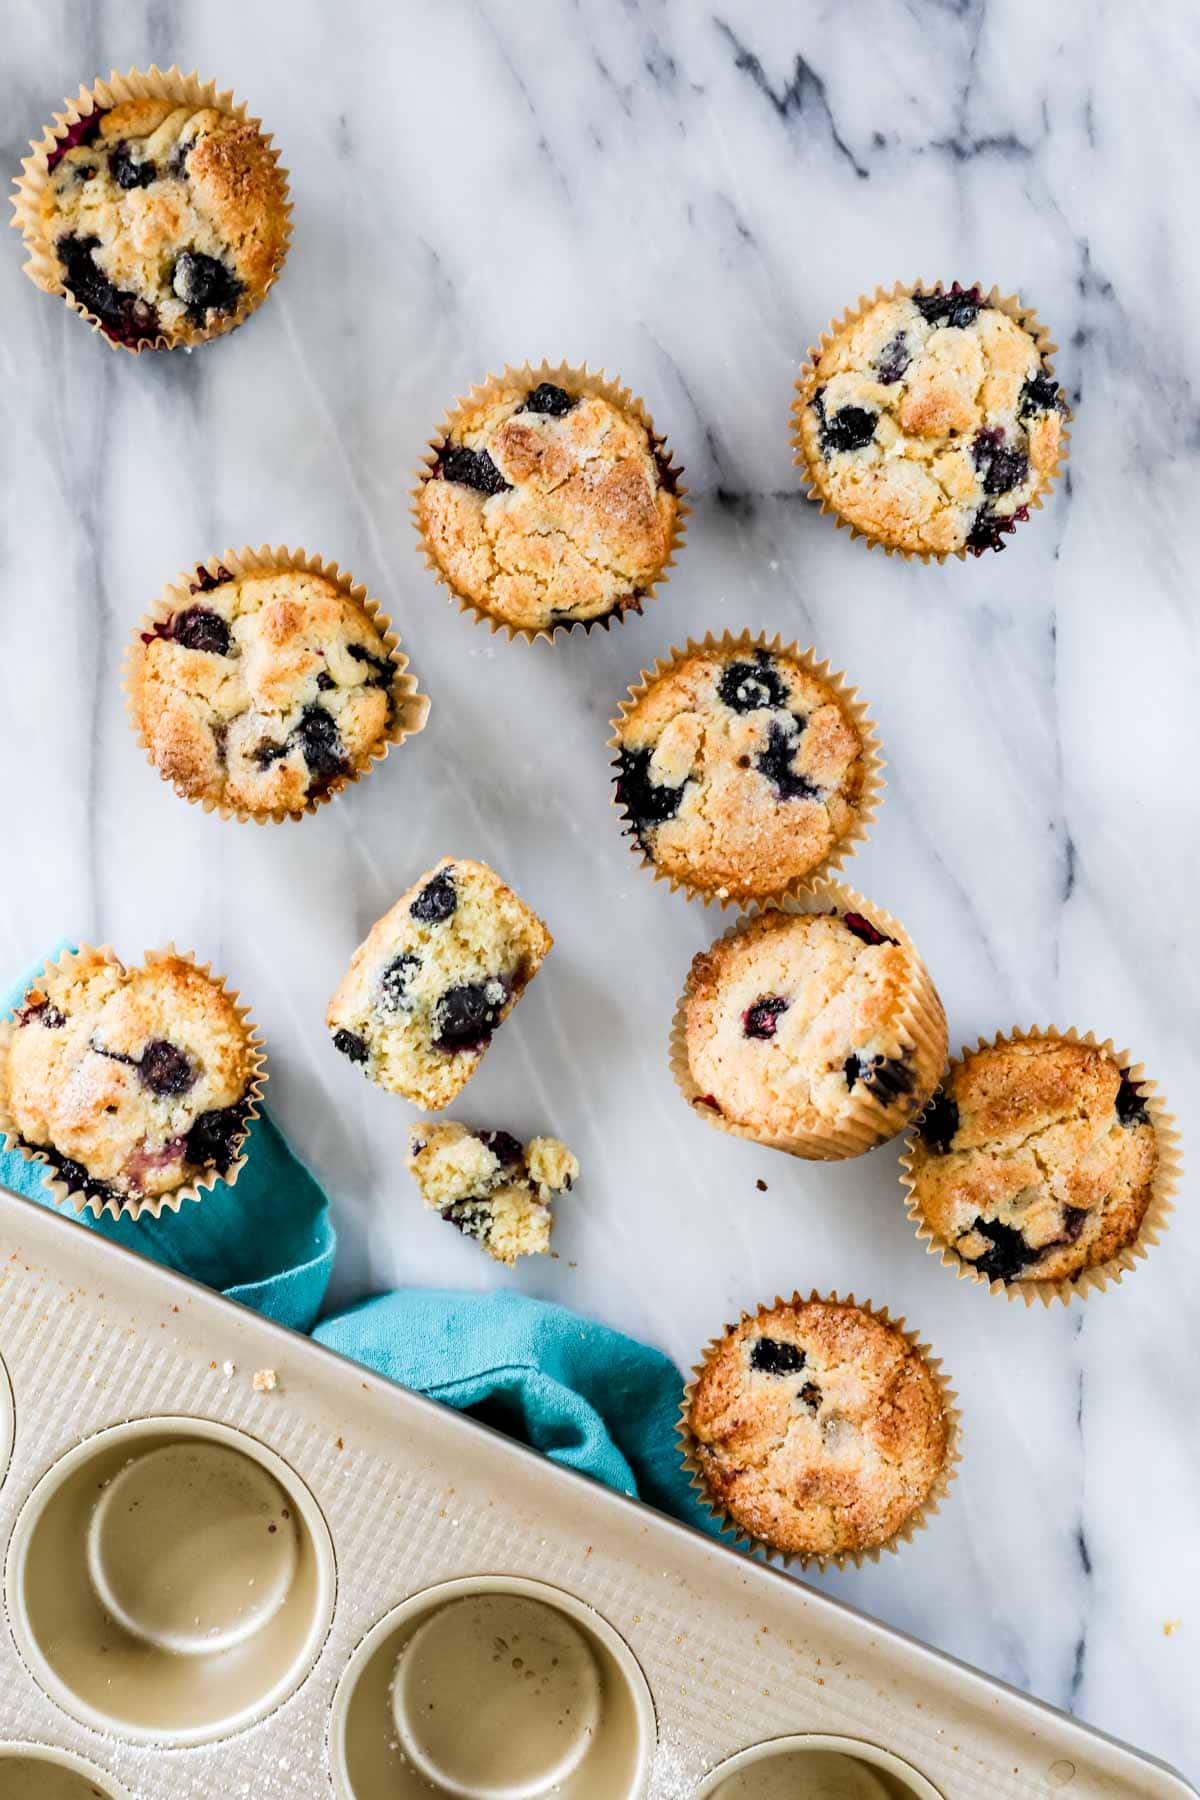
{"left": 26, "top": 90, "right": 289, "bottom": 347}
{"left": 416, "top": 373, "right": 681, "bottom": 632}
{"left": 680, "top": 902, "right": 946, "bottom": 1157}
{"left": 0, "top": 949, "right": 260, "bottom": 1209}
{"left": 614, "top": 639, "right": 873, "bottom": 901}
{"left": 795, "top": 284, "right": 1068, "bottom": 557}
{"left": 130, "top": 562, "right": 421, "bottom": 818}
{"left": 406, "top": 1122, "right": 579, "bottom": 1264}
{"left": 905, "top": 1034, "right": 1161, "bottom": 1288}
{"left": 685, "top": 1297, "right": 952, "bottom": 1559}
{"left": 327, "top": 859, "right": 553, "bottom": 1109}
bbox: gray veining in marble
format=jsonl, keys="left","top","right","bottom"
{"left": 2, "top": 0, "right": 1197, "bottom": 1786}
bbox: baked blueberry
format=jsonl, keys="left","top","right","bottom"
{"left": 410, "top": 870, "right": 458, "bottom": 924}
{"left": 750, "top": 1336, "right": 805, "bottom": 1375}
{"left": 407, "top": 1122, "right": 579, "bottom": 1265}
{"left": 814, "top": 391, "right": 878, "bottom": 456}
{"left": 168, "top": 605, "right": 232, "bottom": 655}
{"left": 295, "top": 704, "right": 349, "bottom": 787}
{"left": 520, "top": 383, "right": 575, "bottom": 416}
{"left": 172, "top": 249, "right": 241, "bottom": 321}
{"left": 1019, "top": 370, "right": 1066, "bottom": 419}
{"left": 743, "top": 996, "right": 788, "bottom": 1040}
{"left": 717, "top": 654, "right": 789, "bottom": 714}
{"left": 875, "top": 331, "right": 911, "bottom": 385}
{"left": 138, "top": 1040, "right": 196, "bottom": 1098}
{"left": 615, "top": 747, "right": 688, "bottom": 834}
{"left": 185, "top": 1103, "right": 248, "bottom": 1175}
{"left": 55, "top": 233, "right": 159, "bottom": 345}
{"left": 438, "top": 445, "right": 512, "bottom": 495}
{"left": 333, "top": 1028, "right": 368, "bottom": 1063}
{"left": 841, "top": 911, "right": 896, "bottom": 948}
{"left": 433, "top": 982, "right": 504, "bottom": 1053}
{"left": 917, "top": 1090, "right": 959, "bottom": 1154}
{"left": 969, "top": 1216, "right": 1030, "bottom": 1284}
{"left": 379, "top": 953, "right": 419, "bottom": 1010}
{"left": 912, "top": 283, "right": 982, "bottom": 329}
{"left": 109, "top": 142, "right": 156, "bottom": 189}
{"left": 755, "top": 719, "right": 818, "bottom": 802}
{"left": 189, "top": 564, "right": 234, "bottom": 594}
{"left": 478, "top": 1129, "right": 524, "bottom": 1164}
{"left": 46, "top": 112, "right": 105, "bottom": 175}
{"left": 1115, "top": 1073, "right": 1149, "bottom": 1127}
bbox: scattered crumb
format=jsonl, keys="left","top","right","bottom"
{"left": 253, "top": 1368, "right": 279, "bottom": 1392}
{"left": 1164, "top": 1618, "right": 1182, "bottom": 1637}
{"left": 335, "top": 1436, "right": 345, "bottom": 1451}
{"left": 221, "top": 1360, "right": 236, "bottom": 1378}
{"left": 755, "top": 1178, "right": 768, "bottom": 1192}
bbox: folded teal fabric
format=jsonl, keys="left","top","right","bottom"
{"left": 314, "top": 1288, "right": 719, "bottom": 1532}
{"left": 0, "top": 943, "right": 336, "bottom": 1332}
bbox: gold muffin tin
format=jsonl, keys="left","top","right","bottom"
{"left": 0, "top": 1187, "right": 1193, "bottom": 1800}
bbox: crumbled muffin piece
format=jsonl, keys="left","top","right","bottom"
{"left": 406, "top": 1122, "right": 579, "bottom": 1264}
{"left": 907, "top": 1035, "right": 1159, "bottom": 1285}
{"left": 327, "top": 859, "right": 552, "bottom": 1109}
{"left": 615, "top": 642, "right": 868, "bottom": 899}
{"left": 0, "top": 950, "right": 256, "bottom": 1204}
{"left": 35, "top": 97, "right": 289, "bottom": 347}
{"left": 130, "top": 566, "right": 403, "bottom": 816}
{"left": 797, "top": 284, "right": 1067, "bottom": 556}
{"left": 253, "top": 1368, "right": 278, "bottom": 1393}
{"left": 687, "top": 1297, "right": 950, "bottom": 1557}
{"left": 417, "top": 378, "right": 679, "bottom": 630}
{"left": 683, "top": 908, "right": 943, "bottom": 1147}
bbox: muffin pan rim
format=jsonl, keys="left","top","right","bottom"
{"left": 0, "top": 1738, "right": 136, "bottom": 1798}
{"left": 693, "top": 1730, "right": 945, "bottom": 1798}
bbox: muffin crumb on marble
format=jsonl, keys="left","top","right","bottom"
{"left": 406, "top": 1121, "right": 579, "bottom": 1263}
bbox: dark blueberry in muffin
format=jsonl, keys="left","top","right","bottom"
{"left": 378, "top": 953, "right": 419, "bottom": 1010}
{"left": 333, "top": 1028, "right": 368, "bottom": 1064}
{"left": 16, "top": 999, "right": 66, "bottom": 1028}
{"left": 347, "top": 642, "right": 396, "bottom": 686}
{"left": 845, "top": 1053, "right": 914, "bottom": 1104}
{"left": 968, "top": 1216, "right": 1032, "bottom": 1284}
{"left": 316, "top": 670, "right": 335, "bottom": 691}
{"left": 479, "top": 1129, "right": 524, "bottom": 1165}
{"left": 109, "top": 142, "right": 157, "bottom": 189}
{"left": 875, "top": 331, "right": 911, "bottom": 385}
{"left": 44, "top": 1150, "right": 118, "bottom": 1205}
{"left": 1018, "top": 370, "right": 1066, "bottom": 420}
{"left": 972, "top": 430, "right": 1029, "bottom": 496}
{"left": 189, "top": 565, "right": 234, "bottom": 595}
{"left": 433, "top": 983, "right": 504, "bottom": 1053}
{"left": 917, "top": 1089, "right": 959, "bottom": 1154}
{"left": 615, "top": 747, "right": 688, "bottom": 835}
{"left": 410, "top": 870, "right": 458, "bottom": 925}
{"left": 138, "top": 1039, "right": 197, "bottom": 1098}
{"left": 743, "top": 996, "right": 789, "bottom": 1041}
{"left": 295, "top": 704, "right": 350, "bottom": 788}
{"left": 1060, "top": 1205, "right": 1090, "bottom": 1244}
{"left": 253, "top": 736, "right": 290, "bottom": 770}
{"left": 520, "top": 383, "right": 576, "bottom": 417}
{"left": 46, "top": 111, "right": 105, "bottom": 175}
{"left": 797, "top": 1382, "right": 823, "bottom": 1412}
{"left": 169, "top": 606, "right": 232, "bottom": 655}
{"left": 185, "top": 1103, "right": 248, "bottom": 1175}
{"left": 750, "top": 1336, "right": 805, "bottom": 1375}
{"left": 438, "top": 445, "right": 512, "bottom": 496}
{"left": 814, "top": 390, "right": 878, "bottom": 456}
{"left": 841, "top": 911, "right": 896, "bottom": 948}
{"left": 1115, "top": 1073, "right": 1150, "bottom": 1127}
{"left": 717, "top": 653, "right": 789, "bottom": 714}
{"left": 172, "top": 249, "right": 241, "bottom": 321}
{"left": 755, "top": 719, "right": 817, "bottom": 802}
{"left": 913, "top": 283, "right": 982, "bottom": 330}
{"left": 56, "top": 233, "right": 159, "bottom": 345}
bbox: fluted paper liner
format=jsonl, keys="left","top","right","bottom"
{"left": 670, "top": 878, "right": 947, "bottom": 1161}
{"left": 899, "top": 1024, "right": 1181, "bottom": 1308}
{"left": 678, "top": 1291, "right": 961, "bottom": 1570}
{"left": 790, "top": 280, "right": 1072, "bottom": 563}
{"left": 10, "top": 66, "right": 292, "bottom": 352}
{"left": 124, "top": 544, "right": 430, "bottom": 824}
{"left": 609, "top": 628, "right": 884, "bottom": 907}
{"left": 411, "top": 359, "right": 688, "bottom": 644}
{"left": 0, "top": 943, "right": 267, "bottom": 1223}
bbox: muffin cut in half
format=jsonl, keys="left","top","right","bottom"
{"left": 327, "top": 859, "right": 552, "bottom": 1109}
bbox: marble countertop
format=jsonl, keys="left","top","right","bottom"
{"left": 3, "top": 0, "right": 1197, "bottom": 1787}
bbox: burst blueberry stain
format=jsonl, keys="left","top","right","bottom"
{"left": 109, "top": 143, "right": 157, "bottom": 188}
{"left": 966, "top": 503, "right": 1028, "bottom": 555}
{"left": 717, "top": 653, "right": 788, "bottom": 714}
{"left": 750, "top": 1337, "right": 805, "bottom": 1375}
{"left": 876, "top": 331, "right": 911, "bottom": 384}
{"left": 433, "top": 983, "right": 505, "bottom": 1053}
{"left": 841, "top": 912, "right": 896, "bottom": 947}
{"left": 295, "top": 704, "right": 350, "bottom": 788}
{"left": 1018, "top": 370, "right": 1066, "bottom": 419}
{"left": 44, "top": 1151, "right": 118, "bottom": 1205}
{"left": 969, "top": 1216, "right": 1032, "bottom": 1284}
{"left": 1115, "top": 1074, "right": 1150, "bottom": 1126}
{"left": 844, "top": 1053, "right": 913, "bottom": 1103}
{"left": 519, "top": 383, "right": 575, "bottom": 417}
{"left": 813, "top": 389, "right": 878, "bottom": 456}
{"left": 410, "top": 870, "right": 458, "bottom": 924}
{"left": 912, "top": 284, "right": 982, "bottom": 329}
{"left": 743, "top": 996, "right": 788, "bottom": 1040}
{"left": 918, "top": 1090, "right": 959, "bottom": 1154}
{"left": 379, "top": 953, "right": 419, "bottom": 1009}
{"left": 56, "top": 233, "right": 159, "bottom": 344}
{"left": 47, "top": 111, "right": 105, "bottom": 175}
{"left": 347, "top": 643, "right": 396, "bottom": 686}
{"left": 189, "top": 565, "right": 233, "bottom": 595}
{"left": 155, "top": 606, "right": 232, "bottom": 655}
{"left": 172, "top": 250, "right": 241, "bottom": 322}
{"left": 437, "top": 445, "right": 512, "bottom": 495}
{"left": 184, "top": 1104, "right": 248, "bottom": 1174}
{"left": 138, "top": 1040, "right": 196, "bottom": 1098}
{"left": 972, "top": 429, "right": 1029, "bottom": 496}
{"left": 755, "top": 719, "right": 816, "bottom": 802}
{"left": 479, "top": 1130, "right": 524, "bottom": 1165}
{"left": 333, "top": 1028, "right": 368, "bottom": 1064}
{"left": 615, "top": 747, "right": 688, "bottom": 837}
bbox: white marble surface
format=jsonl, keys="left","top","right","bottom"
{"left": 3, "top": 0, "right": 1198, "bottom": 1786}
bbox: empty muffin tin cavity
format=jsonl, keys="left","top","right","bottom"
{"left": 4, "top": 1418, "right": 336, "bottom": 1746}
{"left": 696, "top": 1735, "right": 943, "bottom": 1799}
{"left": 0, "top": 1743, "right": 133, "bottom": 1799}
{"left": 330, "top": 1575, "right": 655, "bottom": 1799}
{"left": 0, "top": 1353, "right": 12, "bottom": 1490}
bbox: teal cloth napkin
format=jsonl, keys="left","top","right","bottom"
{"left": 0, "top": 942, "right": 336, "bottom": 1332}
{"left": 314, "top": 1288, "right": 718, "bottom": 1532}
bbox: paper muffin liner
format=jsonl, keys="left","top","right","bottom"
{"left": 411, "top": 359, "right": 688, "bottom": 644}
{"left": 0, "top": 943, "right": 267, "bottom": 1223}
{"left": 123, "top": 544, "right": 431, "bottom": 824}
{"left": 899, "top": 1024, "right": 1182, "bottom": 1308}
{"left": 790, "top": 280, "right": 1072, "bottom": 563}
{"left": 678, "top": 1290, "right": 962, "bottom": 1570}
{"left": 669, "top": 878, "right": 947, "bottom": 1161}
{"left": 10, "top": 65, "right": 292, "bottom": 352}
{"left": 609, "top": 629, "right": 884, "bottom": 908}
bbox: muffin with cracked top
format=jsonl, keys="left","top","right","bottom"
{"left": 684, "top": 1296, "right": 954, "bottom": 1560}
{"left": 0, "top": 947, "right": 261, "bottom": 1213}
{"left": 613, "top": 635, "right": 877, "bottom": 903}
{"left": 904, "top": 1032, "right": 1166, "bottom": 1291}
{"left": 128, "top": 558, "right": 427, "bottom": 819}
{"left": 20, "top": 82, "right": 290, "bottom": 348}
{"left": 327, "top": 859, "right": 552, "bottom": 1109}
{"left": 794, "top": 282, "right": 1068, "bottom": 557}
{"left": 677, "top": 893, "right": 946, "bottom": 1160}
{"left": 406, "top": 1122, "right": 579, "bottom": 1264}
{"left": 415, "top": 368, "right": 682, "bottom": 634}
